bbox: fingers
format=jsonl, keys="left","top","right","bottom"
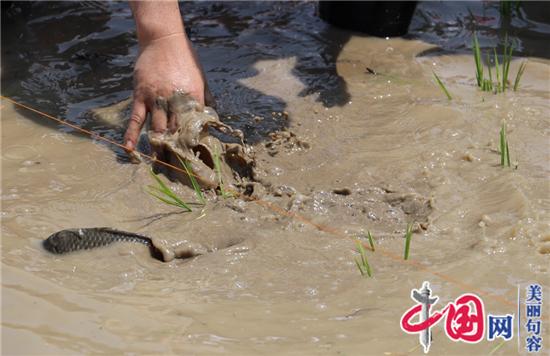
{"left": 124, "top": 100, "right": 147, "bottom": 151}
{"left": 167, "top": 111, "right": 178, "bottom": 133}
{"left": 151, "top": 106, "right": 168, "bottom": 133}
{"left": 125, "top": 85, "right": 212, "bottom": 149}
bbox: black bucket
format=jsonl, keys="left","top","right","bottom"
{"left": 319, "top": 1, "right": 417, "bottom": 37}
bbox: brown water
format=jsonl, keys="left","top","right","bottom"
{"left": 2, "top": 2, "right": 549, "bottom": 354}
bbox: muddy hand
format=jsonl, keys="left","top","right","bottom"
{"left": 124, "top": 0, "right": 214, "bottom": 154}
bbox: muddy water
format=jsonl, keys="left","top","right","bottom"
{"left": 2, "top": 2, "right": 549, "bottom": 354}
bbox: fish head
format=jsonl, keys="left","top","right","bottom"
{"left": 43, "top": 229, "right": 83, "bottom": 254}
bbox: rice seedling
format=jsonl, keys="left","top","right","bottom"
{"left": 502, "top": 37, "right": 514, "bottom": 91}
{"left": 499, "top": 122, "right": 511, "bottom": 167}
{"left": 472, "top": 33, "right": 521, "bottom": 93}
{"left": 354, "top": 239, "right": 372, "bottom": 277}
{"left": 513, "top": 61, "right": 527, "bottom": 91}
{"left": 146, "top": 168, "right": 193, "bottom": 212}
{"left": 146, "top": 154, "right": 208, "bottom": 211}
{"left": 366, "top": 230, "right": 375, "bottom": 251}
{"left": 432, "top": 71, "right": 452, "bottom": 100}
{"left": 177, "top": 156, "right": 206, "bottom": 205}
{"left": 499, "top": 1, "right": 521, "bottom": 18}
{"left": 494, "top": 48, "right": 501, "bottom": 92}
{"left": 213, "top": 148, "right": 235, "bottom": 199}
{"left": 403, "top": 222, "right": 413, "bottom": 260}
{"left": 473, "top": 33, "right": 484, "bottom": 87}
{"left": 484, "top": 53, "right": 494, "bottom": 92}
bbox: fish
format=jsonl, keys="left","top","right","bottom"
{"left": 43, "top": 228, "right": 163, "bottom": 260}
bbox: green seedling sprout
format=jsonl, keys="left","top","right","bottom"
{"left": 366, "top": 230, "right": 375, "bottom": 251}
{"left": 513, "top": 61, "right": 527, "bottom": 91}
{"left": 502, "top": 36, "right": 513, "bottom": 91}
{"left": 473, "top": 33, "right": 484, "bottom": 87}
{"left": 432, "top": 71, "right": 452, "bottom": 100}
{"left": 146, "top": 168, "right": 193, "bottom": 212}
{"left": 473, "top": 33, "right": 521, "bottom": 93}
{"left": 483, "top": 52, "right": 495, "bottom": 92}
{"left": 213, "top": 147, "right": 235, "bottom": 199}
{"left": 177, "top": 156, "right": 206, "bottom": 204}
{"left": 499, "top": 1, "right": 520, "bottom": 18}
{"left": 354, "top": 239, "right": 372, "bottom": 277}
{"left": 404, "top": 222, "right": 413, "bottom": 260}
{"left": 499, "top": 122, "right": 511, "bottom": 167}
{"left": 494, "top": 48, "right": 501, "bottom": 92}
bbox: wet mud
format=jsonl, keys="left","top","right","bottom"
{"left": 126, "top": 92, "right": 255, "bottom": 190}
{"left": 2, "top": 1, "right": 549, "bottom": 354}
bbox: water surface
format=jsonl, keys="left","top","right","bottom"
{"left": 2, "top": 1, "right": 549, "bottom": 354}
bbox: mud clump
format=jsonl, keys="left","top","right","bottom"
{"left": 132, "top": 93, "right": 257, "bottom": 191}
{"left": 265, "top": 129, "right": 310, "bottom": 156}
{"left": 384, "top": 192, "right": 432, "bottom": 225}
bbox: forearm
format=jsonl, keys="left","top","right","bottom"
{"left": 125, "top": 0, "right": 208, "bottom": 149}
{"left": 130, "top": 0, "right": 185, "bottom": 45}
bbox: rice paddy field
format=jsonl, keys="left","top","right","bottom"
{"left": 2, "top": 2, "right": 549, "bottom": 354}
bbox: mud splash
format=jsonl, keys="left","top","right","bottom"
{"left": 2, "top": 1, "right": 549, "bottom": 354}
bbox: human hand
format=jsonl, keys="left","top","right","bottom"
{"left": 124, "top": 32, "right": 208, "bottom": 152}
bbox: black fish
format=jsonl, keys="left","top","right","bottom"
{"left": 43, "top": 228, "right": 163, "bottom": 261}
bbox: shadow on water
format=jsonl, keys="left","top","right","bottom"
{"left": 2, "top": 1, "right": 549, "bottom": 159}
{"left": 177, "top": 1, "right": 353, "bottom": 137}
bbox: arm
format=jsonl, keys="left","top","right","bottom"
{"left": 124, "top": 0, "right": 207, "bottom": 151}
{"left": 130, "top": 0, "right": 185, "bottom": 45}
